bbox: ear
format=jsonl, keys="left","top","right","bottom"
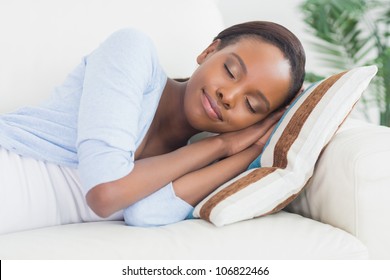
{"left": 196, "top": 39, "right": 221, "bottom": 64}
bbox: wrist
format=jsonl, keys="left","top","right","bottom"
{"left": 243, "top": 144, "right": 264, "bottom": 163}
{"left": 209, "top": 135, "right": 229, "bottom": 159}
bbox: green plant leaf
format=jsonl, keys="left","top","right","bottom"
{"left": 301, "top": 0, "right": 390, "bottom": 126}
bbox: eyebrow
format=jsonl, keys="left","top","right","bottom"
{"left": 230, "top": 52, "right": 271, "bottom": 112}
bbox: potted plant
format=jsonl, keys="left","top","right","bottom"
{"left": 300, "top": 0, "right": 390, "bottom": 126}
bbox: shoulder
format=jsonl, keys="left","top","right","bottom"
{"left": 103, "top": 28, "right": 157, "bottom": 55}
{"left": 109, "top": 28, "right": 153, "bottom": 43}
{"left": 95, "top": 28, "right": 161, "bottom": 74}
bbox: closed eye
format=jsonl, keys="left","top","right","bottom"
{"left": 245, "top": 97, "right": 256, "bottom": 113}
{"left": 224, "top": 64, "right": 234, "bottom": 79}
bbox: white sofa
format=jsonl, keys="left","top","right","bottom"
{"left": 0, "top": 0, "right": 389, "bottom": 260}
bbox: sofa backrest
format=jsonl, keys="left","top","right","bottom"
{"left": 0, "top": 0, "right": 224, "bottom": 113}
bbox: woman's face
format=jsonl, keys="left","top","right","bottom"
{"left": 184, "top": 38, "right": 291, "bottom": 133}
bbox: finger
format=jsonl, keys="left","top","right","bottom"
{"left": 255, "top": 122, "right": 277, "bottom": 147}
{"left": 257, "top": 108, "right": 285, "bottom": 130}
{"left": 270, "top": 107, "right": 287, "bottom": 120}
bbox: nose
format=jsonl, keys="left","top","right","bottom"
{"left": 217, "top": 92, "right": 230, "bottom": 109}
{"left": 217, "top": 88, "right": 239, "bottom": 110}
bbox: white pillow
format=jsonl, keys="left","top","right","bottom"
{"left": 193, "top": 65, "right": 378, "bottom": 227}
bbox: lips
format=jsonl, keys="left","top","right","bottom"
{"left": 201, "top": 89, "right": 223, "bottom": 121}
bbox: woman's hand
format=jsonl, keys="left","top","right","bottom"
{"left": 218, "top": 108, "right": 285, "bottom": 157}
{"left": 253, "top": 116, "right": 280, "bottom": 148}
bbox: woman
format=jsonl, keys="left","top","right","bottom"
{"left": 0, "top": 21, "right": 305, "bottom": 233}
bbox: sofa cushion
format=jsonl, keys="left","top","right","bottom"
{"left": 193, "top": 66, "right": 377, "bottom": 227}
{"left": 0, "top": 211, "right": 368, "bottom": 260}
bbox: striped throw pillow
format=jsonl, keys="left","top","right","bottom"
{"left": 193, "top": 65, "right": 378, "bottom": 227}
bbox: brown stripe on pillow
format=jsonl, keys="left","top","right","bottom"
{"left": 273, "top": 71, "right": 347, "bottom": 168}
{"left": 200, "top": 167, "right": 277, "bottom": 221}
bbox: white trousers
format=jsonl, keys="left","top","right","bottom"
{"left": 0, "top": 146, "right": 194, "bottom": 234}
{"left": 0, "top": 147, "right": 122, "bottom": 234}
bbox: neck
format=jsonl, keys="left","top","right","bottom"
{"left": 155, "top": 78, "right": 200, "bottom": 147}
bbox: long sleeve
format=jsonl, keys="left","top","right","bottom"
{"left": 76, "top": 28, "right": 167, "bottom": 192}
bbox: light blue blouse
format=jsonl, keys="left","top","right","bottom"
{"left": 0, "top": 28, "right": 193, "bottom": 226}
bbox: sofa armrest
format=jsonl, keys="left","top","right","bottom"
{"left": 287, "top": 118, "right": 390, "bottom": 259}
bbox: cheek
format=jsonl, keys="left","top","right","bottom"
{"left": 223, "top": 109, "right": 267, "bottom": 132}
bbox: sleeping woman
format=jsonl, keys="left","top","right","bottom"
{"left": 0, "top": 21, "right": 305, "bottom": 234}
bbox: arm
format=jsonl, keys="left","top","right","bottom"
{"left": 173, "top": 120, "right": 276, "bottom": 206}
{"left": 87, "top": 112, "right": 282, "bottom": 217}
{"left": 86, "top": 136, "right": 225, "bottom": 217}
{"left": 173, "top": 143, "right": 263, "bottom": 206}
{"left": 77, "top": 28, "right": 157, "bottom": 193}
